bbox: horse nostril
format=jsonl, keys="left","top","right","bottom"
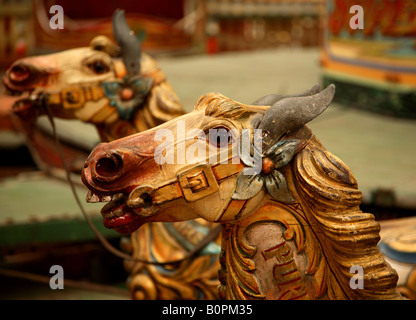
{"left": 9, "top": 64, "right": 31, "bottom": 82}
{"left": 96, "top": 158, "right": 119, "bottom": 176}
{"left": 93, "top": 152, "right": 123, "bottom": 182}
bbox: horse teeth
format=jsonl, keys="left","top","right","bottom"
{"left": 86, "top": 191, "right": 111, "bottom": 203}
{"left": 86, "top": 191, "right": 100, "bottom": 203}
{"left": 112, "top": 193, "right": 125, "bottom": 201}
{"left": 100, "top": 195, "right": 112, "bottom": 202}
{"left": 113, "top": 207, "right": 125, "bottom": 217}
{"left": 103, "top": 211, "right": 116, "bottom": 219}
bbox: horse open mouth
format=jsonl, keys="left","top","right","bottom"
{"left": 86, "top": 191, "right": 155, "bottom": 235}
{"left": 3, "top": 86, "right": 39, "bottom": 118}
{"left": 12, "top": 97, "right": 35, "bottom": 113}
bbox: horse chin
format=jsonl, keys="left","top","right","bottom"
{"left": 103, "top": 211, "right": 144, "bottom": 235}
{"left": 89, "top": 192, "right": 148, "bottom": 235}
{"left": 99, "top": 196, "right": 131, "bottom": 232}
{"left": 3, "top": 86, "right": 39, "bottom": 120}
{"left": 12, "top": 98, "right": 35, "bottom": 114}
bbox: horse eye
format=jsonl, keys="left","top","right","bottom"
{"left": 207, "top": 127, "right": 233, "bottom": 148}
{"left": 88, "top": 60, "right": 109, "bottom": 74}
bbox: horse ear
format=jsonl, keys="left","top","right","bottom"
{"left": 258, "top": 84, "right": 335, "bottom": 148}
{"left": 112, "top": 9, "right": 141, "bottom": 76}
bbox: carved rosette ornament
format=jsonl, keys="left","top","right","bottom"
{"left": 232, "top": 139, "right": 301, "bottom": 203}
{"left": 102, "top": 76, "right": 154, "bottom": 120}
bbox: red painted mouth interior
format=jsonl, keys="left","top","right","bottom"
{"left": 12, "top": 98, "right": 33, "bottom": 113}
{"left": 99, "top": 194, "right": 142, "bottom": 235}
{"left": 102, "top": 209, "right": 139, "bottom": 230}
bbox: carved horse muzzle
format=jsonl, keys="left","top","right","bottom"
{"left": 82, "top": 125, "right": 246, "bottom": 234}
{"left": 81, "top": 129, "right": 164, "bottom": 234}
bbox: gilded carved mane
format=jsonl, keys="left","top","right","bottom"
{"left": 196, "top": 92, "right": 256, "bottom": 119}
{"left": 294, "top": 138, "right": 400, "bottom": 299}
{"left": 219, "top": 133, "right": 401, "bottom": 299}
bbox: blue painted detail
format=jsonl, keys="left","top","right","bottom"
{"left": 102, "top": 76, "right": 153, "bottom": 120}
{"left": 378, "top": 242, "right": 416, "bottom": 265}
{"left": 164, "top": 222, "right": 221, "bottom": 256}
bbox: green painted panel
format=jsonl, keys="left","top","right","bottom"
{"left": 0, "top": 217, "right": 119, "bottom": 247}
{"left": 0, "top": 173, "right": 119, "bottom": 247}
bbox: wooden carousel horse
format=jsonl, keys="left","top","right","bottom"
{"left": 3, "top": 10, "right": 220, "bottom": 300}
{"left": 82, "top": 85, "right": 403, "bottom": 299}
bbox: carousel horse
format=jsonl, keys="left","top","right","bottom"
{"left": 82, "top": 85, "right": 403, "bottom": 299}
{"left": 3, "top": 10, "right": 220, "bottom": 300}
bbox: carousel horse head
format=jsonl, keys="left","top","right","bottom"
{"left": 81, "top": 84, "right": 335, "bottom": 233}
{"left": 82, "top": 84, "right": 402, "bottom": 300}
{"left": 3, "top": 10, "right": 183, "bottom": 140}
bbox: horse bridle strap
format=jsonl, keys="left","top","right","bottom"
{"left": 127, "top": 162, "right": 245, "bottom": 209}
{"left": 46, "top": 85, "right": 105, "bottom": 109}
{"left": 41, "top": 68, "right": 166, "bottom": 111}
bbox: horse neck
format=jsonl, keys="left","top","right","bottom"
{"left": 218, "top": 140, "right": 402, "bottom": 300}
{"left": 94, "top": 105, "right": 157, "bottom": 142}
{"left": 218, "top": 198, "right": 337, "bottom": 300}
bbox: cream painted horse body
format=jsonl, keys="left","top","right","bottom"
{"left": 82, "top": 86, "right": 403, "bottom": 299}
{"left": 3, "top": 11, "right": 219, "bottom": 300}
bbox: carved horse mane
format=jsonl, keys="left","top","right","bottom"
{"left": 294, "top": 142, "right": 391, "bottom": 299}
{"left": 82, "top": 86, "right": 403, "bottom": 300}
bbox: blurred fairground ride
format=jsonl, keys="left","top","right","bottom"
{"left": 320, "top": 0, "right": 416, "bottom": 118}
